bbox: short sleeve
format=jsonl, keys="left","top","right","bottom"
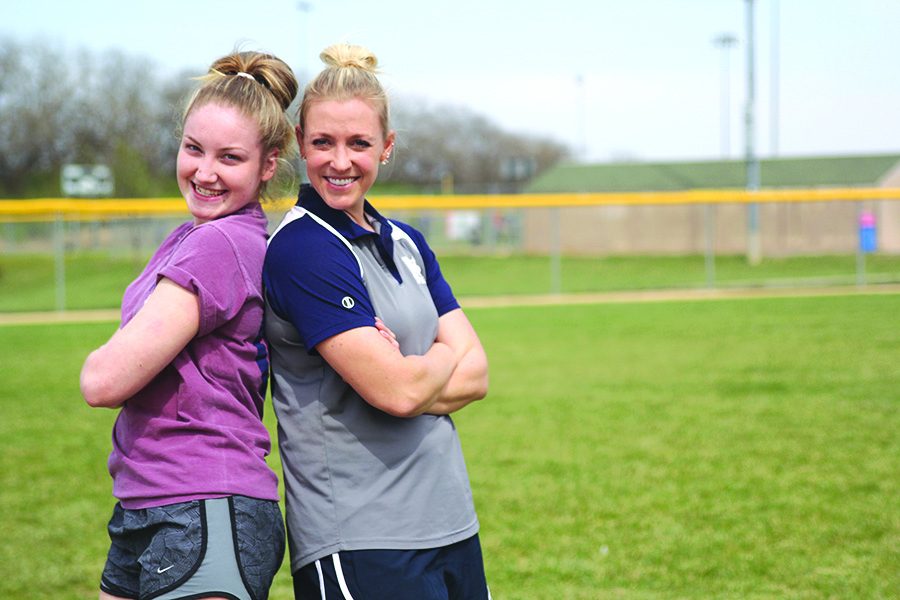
{"left": 393, "top": 221, "right": 459, "bottom": 316}
{"left": 264, "top": 218, "right": 376, "bottom": 351}
{"left": 159, "top": 225, "right": 251, "bottom": 337}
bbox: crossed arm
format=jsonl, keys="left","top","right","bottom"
{"left": 316, "top": 308, "right": 488, "bottom": 418}
{"left": 80, "top": 278, "right": 200, "bottom": 408}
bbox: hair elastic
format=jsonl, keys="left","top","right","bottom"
{"left": 235, "top": 72, "right": 256, "bottom": 81}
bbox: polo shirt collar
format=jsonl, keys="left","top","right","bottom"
{"left": 296, "top": 184, "right": 404, "bottom": 283}
{"left": 297, "top": 184, "right": 388, "bottom": 241}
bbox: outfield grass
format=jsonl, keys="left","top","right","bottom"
{"left": 1, "top": 251, "right": 900, "bottom": 312}
{"left": 0, "top": 293, "right": 897, "bottom": 598}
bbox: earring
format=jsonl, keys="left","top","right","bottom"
{"left": 381, "top": 153, "right": 391, "bottom": 165}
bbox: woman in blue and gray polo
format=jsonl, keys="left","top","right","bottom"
{"left": 263, "top": 43, "right": 491, "bottom": 600}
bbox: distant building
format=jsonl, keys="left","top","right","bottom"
{"left": 522, "top": 154, "right": 900, "bottom": 255}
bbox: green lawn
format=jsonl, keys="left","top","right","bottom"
{"left": 0, "top": 293, "right": 897, "bottom": 598}
{"left": 1, "top": 251, "right": 899, "bottom": 312}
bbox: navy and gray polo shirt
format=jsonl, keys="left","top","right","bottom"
{"left": 263, "top": 185, "right": 480, "bottom": 572}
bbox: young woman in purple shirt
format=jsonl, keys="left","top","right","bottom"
{"left": 80, "top": 50, "right": 298, "bottom": 600}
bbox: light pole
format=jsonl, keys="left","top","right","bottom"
{"left": 575, "top": 74, "right": 587, "bottom": 162}
{"left": 705, "top": 33, "right": 737, "bottom": 289}
{"left": 712, "top": 33, "right": 737, "bottom": 159}
{"left": 744, "top": 0, "right": 761, "bottom": 265}
{"left": 296, "top": 2, "right": 312, "bottom": 85}
{"left": 296, "top": 2, "right": 313, "bottom": 182}
{"left": 770, "top": 0, "right": 780, "bottom": 156}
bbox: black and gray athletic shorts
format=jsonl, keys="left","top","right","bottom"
{"left": 99, "top": 495, "right": 285, "bottom": 600}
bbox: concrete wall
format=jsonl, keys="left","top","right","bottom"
{"left": 878, "top": 165, "right": 900, "bottom": 252}
{"left": 521, "top": 200, "right": 891, "bottom": 256}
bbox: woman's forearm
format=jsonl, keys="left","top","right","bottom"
{"left": 80, "top": 279, "right": 199, "bottom": 408}
{"left": 426, "top": 344, "right": 488, "bottom": 415}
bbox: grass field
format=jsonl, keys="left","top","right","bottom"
{"left": 0, "top": 292, "right": 897, "bottom": 599}
{"left": 1, "top": 251, "right": 900, "bottom": 312}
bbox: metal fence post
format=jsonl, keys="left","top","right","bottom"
{"left": 550, "top": 207, "right": 562, "bottom": 294}
{"left": 53, "top": 213, "right": 66, "bottom": 312}
{"left": 704, "top": 203, "right": 717, "bottom": 288}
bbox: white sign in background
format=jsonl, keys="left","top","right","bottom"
{"left": 61, "top": 164, "right": 114, "bottom": 197}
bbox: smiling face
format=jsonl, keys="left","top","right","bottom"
{"left": 299, "top": 97, "right": 395, "bottom": 226}
{"left": 177, "top": 102, "right": 277, "bottom": 225}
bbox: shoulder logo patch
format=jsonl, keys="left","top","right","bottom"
{"left": 341, "top": 296, "right": 356, "bottom": 309}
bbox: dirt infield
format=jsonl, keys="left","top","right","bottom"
{"left": 1, "top": 284, "right": 897, "bottom": 326}
{"left": 460, "top": 283, "right": 900, "bottom": 309}
{"left": 0, "top": 309, "right": 121, "bottom": 326}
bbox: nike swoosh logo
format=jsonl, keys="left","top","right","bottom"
{"left": 157, "top": 565, "right": 175, "bottom": 574}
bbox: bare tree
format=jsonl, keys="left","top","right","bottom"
{"left": 0, "top": 38, "right": 75, "bottom": 195}
{"left": 62, "top": 48, "right": 190, "bottom": 195}
{"left": 0, "top": 37, "right": 566, "bottom": 198}
{"left": 0, "top": 37, "right": 192, "bottom": 197}
{"left": 388, "top": 99, "right": 570, "bottom": 193}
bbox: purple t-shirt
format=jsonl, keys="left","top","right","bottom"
{"left": 108, "top": 203, "right": 278, "bottom": 509}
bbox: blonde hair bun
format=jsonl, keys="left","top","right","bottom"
{"left": 182, "top": 50, "right": 299, "bottom": 200}
{"left": 299, "top": 42, "right": 391, "bottom": 140}
{"left": 320, "top": 44, "right": 379, "bottom": 73}
{"left": 206, "top": 51, "right": 299, "bottom": 112}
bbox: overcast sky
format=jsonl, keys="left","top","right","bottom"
{"left": 5, "top": 0, "right": 900, "bottom": 163}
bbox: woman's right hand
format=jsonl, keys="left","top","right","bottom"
{"left": 374, "top": 317, "right": 399, "bottom": 349}
{"left": 316, "top": 325, "right": 455, "bottom": 418}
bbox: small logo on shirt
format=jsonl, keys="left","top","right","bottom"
{"left": 157, "top": 564, "right": 175, "bottom": 574}
{"left": 400, "top": 255, "right": 427, "bottom": 285}
{"left": 341, "top": 296, "right": 356, "bottom": 309}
